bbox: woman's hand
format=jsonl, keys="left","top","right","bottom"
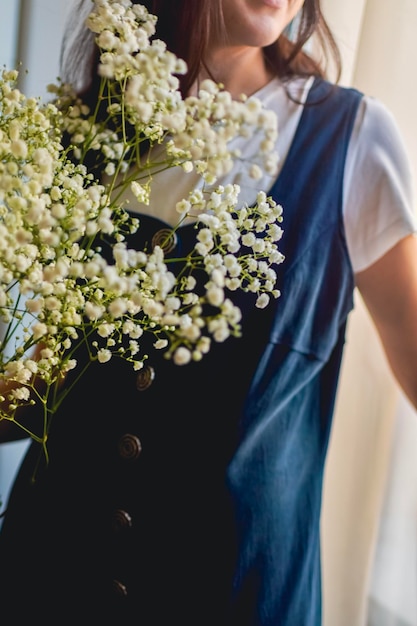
{"left": 0, "top": 344, "right": 44, "bottom": 444}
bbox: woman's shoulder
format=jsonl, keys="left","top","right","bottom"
{"left": 355, "top": 92, "right": 405, "bottom": 137}
{"left": 308, "top": 80, "right": 412, "bottom": 171}
{"left": 349, "top": 91, "right": 413, "bottom": 184}
{"left": 343, "top": 90, "right": 416, "bottom": 272}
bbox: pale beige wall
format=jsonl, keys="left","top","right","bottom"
{"left": 320, "top": 0, "right": 368, "bottom": 86}
{"left": 353, "top": 0, "right": 417, "bottom": 181}
{"left": 320, "top": 1, "right": 417, "bottom": 625}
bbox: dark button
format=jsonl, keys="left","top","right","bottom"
{"left": 112, "top": 579, "right": 128, "bottom": 597}
{"left": 112, "top": 509, "right": 133, "bottom": 533}
{"left": 136, "top": 364, "right": 155, "bottom": 391}
{"left": 118, "top": 434, "right": 142, "bottom": 460}
{"left": 151, "top": 228, "right": 178, "bottom": 253}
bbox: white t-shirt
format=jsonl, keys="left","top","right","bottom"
{"left": 118, "top": 77, "right": 416, "bottom": 273}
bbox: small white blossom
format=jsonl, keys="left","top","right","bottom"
{"left": 256, "top": 293, "right": 270, "bottom": 309}
{"left": 97, "top": 348, "right": 112, "bottom": 363}
{"left": 154, "top": 339, "right": 168, "bottom": 350}
{"left": 173, "top": 346, "right": 192, "bottom": 365}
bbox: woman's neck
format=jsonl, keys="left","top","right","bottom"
{"left": 192, "top": 46, "right": 274, "bottom": 99}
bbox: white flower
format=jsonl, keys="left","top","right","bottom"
{"left": 97, "top": 348, "right": 112, "bottom": 363}
{"left": 173, "top": 346, "right": 192, "bottom": 365}
{"left": 97, "top": 322, "right": 115, "bottom": 338}
{"left": 0, "top": 0, "right": 284, "bottom": 446}
{"left": 154, "top": 339, "right": 168, "bottom": 350}
{"left": 85, "top": 302, "right": 105, "bottom": 320}
{"left": 32, "top": 322, "right": 48, "bottom": 340}
{"left": 11, "top": 139, "right": 28, "bottom": 159}
{"left": 108, "top": 298, "right": 128, "bottom": 318}
{"left": 249, "top": 164, "right": 262, "bottom": 179}
{"left": 10, "top": 386, "right": 31, "bottom": 401}
{"left": 131, "top": 181, "right": 150, "bottom": 204}
{"left": 256, "top": 293, "right": 270, "bottom": 309}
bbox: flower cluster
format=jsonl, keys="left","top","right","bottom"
{"left": 0, "top": 0, "right": 284, "bottom": 443}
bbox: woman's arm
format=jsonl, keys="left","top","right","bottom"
{"left": 0, "top": 373, "right": 38, "bottom": 442}
{"left": 355, "top": 233, "right": 417, "bottom": 410}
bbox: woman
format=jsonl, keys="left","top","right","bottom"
{"left": 1, "top": 1, "right": 417, "bottom": 624}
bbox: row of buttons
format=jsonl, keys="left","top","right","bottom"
{"left": 110, "top": 224, "right": 180, "bottom": 599}
{"left": 111, "top": 363, "right": 156, "bottom": 598}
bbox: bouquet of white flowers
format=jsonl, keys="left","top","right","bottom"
{"left": 0, "top": 0, "right": 284, "bottom": 447}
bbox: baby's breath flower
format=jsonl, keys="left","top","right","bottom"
{"left": 173, "top": 346, "right": 192, "bottom": 366}
{"left": 154, "top": 339, "right": 168, "bottom": 350}
{"left": 97, "top": 348, "right": 112, "bottom": 363}
{"left": 0, "top": 0, "right": 284, "bottom": 446}
{"left": 131, "top": 181, "right": 150, "bottom": 204}
{"left": 256, "top": 293, "right": 270, "bottom": 309}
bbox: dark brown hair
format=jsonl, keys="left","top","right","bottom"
{"left": 61, "top": 0, "right": 341, "bottom": 100}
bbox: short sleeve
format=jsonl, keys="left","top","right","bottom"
{"left": 343, "top": 95, "right": 417, "bottom": 273}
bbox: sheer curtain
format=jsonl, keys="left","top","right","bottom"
{"left": 320, "top": 1, "right": 417, "bottom": 625}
